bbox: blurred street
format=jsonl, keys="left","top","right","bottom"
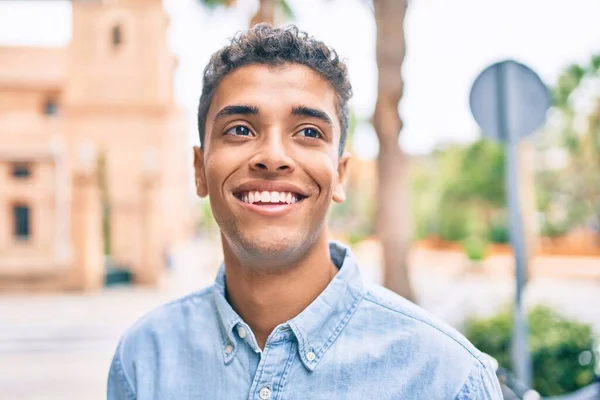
{"left": 2, "top": 238, "right": 599, "bottom": 400}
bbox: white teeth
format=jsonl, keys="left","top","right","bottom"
{"left": 238, "top": 190, "right": 301, "bottom": 204}
{"left": 261, "top": 191, "right": 270, "bottom": 202}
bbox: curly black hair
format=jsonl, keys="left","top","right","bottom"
{"left": 197, "top": 24, "right": 353, "bottom": 156}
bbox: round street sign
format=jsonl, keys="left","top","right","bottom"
{"left": 469, "top": 60, "right": 550, "bottom": 142}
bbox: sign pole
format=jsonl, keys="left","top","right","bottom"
{"left": 470, "top": 59, "right": 549, "bottom": 389}
{"left": 495, "top": 62, "right": 533, "bottom": 387}
{"left": 506, "top": 139, "right": 533, "bottom": 388}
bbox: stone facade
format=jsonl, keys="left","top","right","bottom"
{"left": 0, "top": 0, "right": 192, "bottom": 291}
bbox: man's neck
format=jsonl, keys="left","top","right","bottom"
{"left": 222, "top": 234, "right": 338, "bottom": 350}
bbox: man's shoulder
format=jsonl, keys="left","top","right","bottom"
{"left": 117, "top": 285, "right": 215, "bottom": 352}
{"left": 361, "top": 283, "right": 486, "bottom": 365}
{"left": 348, "top": 284, "right": 503, "bottom": 398}
{"left": 108, "top": 286, "right": 218, "bottom": 397}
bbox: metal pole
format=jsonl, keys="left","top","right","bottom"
{"left": 506, "top": 140, "right": 532, "bottom": 388}
{"left": 496, "top": 63, "right": 533, "bottom": 387}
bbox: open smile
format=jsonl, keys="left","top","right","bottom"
{"left": 232, "top": 187, "right": 308, "bottom": 217}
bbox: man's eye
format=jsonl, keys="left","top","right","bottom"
{"left": 297, "top": 128, "right": 322, "bottom": 139}
{"left": 225, "top": 125, "right": 252, "bottom": 136}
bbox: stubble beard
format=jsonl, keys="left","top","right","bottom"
{"left": 219, "top": 216, "right": 326, "bottom": 273}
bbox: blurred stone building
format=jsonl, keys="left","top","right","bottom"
{"left": 0, "top": 0, "right": 192, "bottom": 291}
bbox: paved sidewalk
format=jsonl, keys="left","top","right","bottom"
{"left": 0, "top": 238, "right": 220, "bottom": 400}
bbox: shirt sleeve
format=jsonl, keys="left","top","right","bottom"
{"left": 107, "top": 342, "right": 136, "bottom": 400}
{"left": 455, "top": 355, "right": 504, "bottom": 400}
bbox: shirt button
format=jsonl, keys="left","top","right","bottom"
{"left": 259, "top": 387, "right": 271, "bottom": 399}
{"left": 306, "top": 351, "right": 316, "bottom": 361}
{"left": 237, "top": 326, "right": 247, "bottom": 339}
{"left": 224, "top": 345, "right": 233, "bottom": 354}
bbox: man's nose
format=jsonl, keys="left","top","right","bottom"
{"left": 249, "top": 132, "right": 295, "bottom": 173}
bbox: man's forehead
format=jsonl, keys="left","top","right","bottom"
{"left": 207, "top": 64, "right": 339, "bottom": 133}
{"left": 212, "top": 64, "right": 337, "bottom": 108}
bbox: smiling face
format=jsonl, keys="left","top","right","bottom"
{"left": 194, "top": 63, "right": 350, "bottom": 269}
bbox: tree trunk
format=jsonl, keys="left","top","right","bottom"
{"left": 250, "top": 0, "right": 276, "bottom": 26}
{"left": 373, "top": 0, "right": 416, "bottom": 302}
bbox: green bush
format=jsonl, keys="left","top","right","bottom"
{"left": 463, "top": 236, "right": 488, "bottom": 261}
{"left": 464, "top": 305, "right": 598, "bottom": 396}
{"left": 437, "top": 203, "right": 470, "bottom": 242}
{"left": 540, "top": 219, "right": 570, "bottom": 238}
{"left": 488, "top": 220, "right": 510, "bottom": 244}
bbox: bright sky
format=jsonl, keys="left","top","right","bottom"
{"left": 0, "top": 0, "right": 598, "bottom": 157}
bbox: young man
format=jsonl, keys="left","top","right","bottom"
{"left": 108, "top": 24, "right": 502, "bottom": 399}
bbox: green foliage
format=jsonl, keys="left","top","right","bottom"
{"left": 464, "top": 305, "right": 598, "bottom": 396}
{"left": 488, "top": 219, "right": 510, "bottom": 244}
{"left": 462, "top": 235, "right": 487, "bottom": 261}
{"left": 436, "top": 202, "right": 469, "bottom": 242}
{"left": 540, "top": 219, "right": 570, "bottom": 238}
{"left": 440, "top": 139, "right": 505, "bottom": 208}
{"left": 277, "top": 0, "right": 295, "bottom": 20}
{"left": 410, "top": 158, "right": 440, "bottom": 240}
{"left": 539, "top": 53, "right": 600, "bottom": 232}
{"left": 554, "top": 64, "right": 586, "bottom": 108}
{"left": 411, "top": 139, "right": 506, "bottom": 244}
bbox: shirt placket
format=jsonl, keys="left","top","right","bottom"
{"left": 248, "top": 331, "right": 296, "bottom": 400}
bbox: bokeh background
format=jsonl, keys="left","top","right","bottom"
{"left": 0, "top": 0, "right": 599, "bottom": 399}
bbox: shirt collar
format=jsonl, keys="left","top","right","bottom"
{"left": 212, "top": 241, "right": 366, "bottom": 370}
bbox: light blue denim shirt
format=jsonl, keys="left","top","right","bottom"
{"left": 108, "top": 242, "right": 502, "bottom": 399}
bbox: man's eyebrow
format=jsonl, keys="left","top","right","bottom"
{"left": 291, "top": 105, "right": 333, "bottom": 126}
{"left": 213, "top": 104, "right": 259, "bottom": 122}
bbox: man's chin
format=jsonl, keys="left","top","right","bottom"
{"left": 243, "top": 235, "right": 299, "bottom": 257}
{"left": 227, "top": 231, "right": 312, "bottom": 270}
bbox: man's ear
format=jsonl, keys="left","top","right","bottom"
{"left": 193, "top": 146, "right": 208, "bottom": 197}
{"left": 332, "top": 152, "right": 351, "bottom": 203}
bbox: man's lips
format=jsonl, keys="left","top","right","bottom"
{"left": 231, "top": 180, "right": 309, "bottom": 217}
{"left": 232, "top": 180, "right": 308, "bottom": 197}
{"left": 233, "top": 194, "right": 304, "bottom": 217}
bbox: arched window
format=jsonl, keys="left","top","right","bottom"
{"left": 111, "top": 24, "right": 122, "bottom": 48}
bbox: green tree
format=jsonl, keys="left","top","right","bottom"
{"left": 415, "top": 140, "right": 506, "bottom": 243}
{"left": 441, "top": 139, "right": 506, "bottom": 236}
{"left": 539, "top": 54, "right": 600, "bottom": 233}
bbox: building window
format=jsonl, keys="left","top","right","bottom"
{"left": 44, "top": 99, "right": 58, "bottom": 116}
{"left": 12, "top": 163, "right": 31, "bottom": 179}
{"left": 111, "top": 24, "right": 122, "bottom": 48}
{"left": 13, "top": 204, "right": 31, "bottom": 241}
